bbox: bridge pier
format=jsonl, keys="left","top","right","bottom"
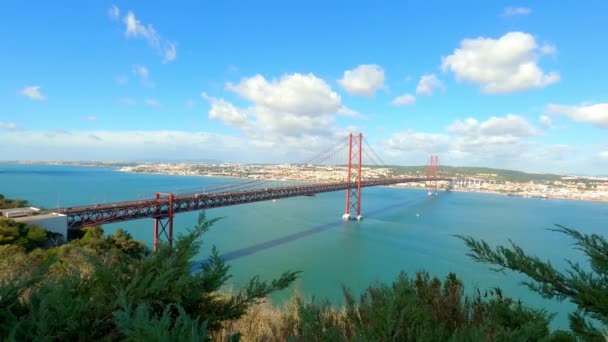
{"left": 153, "top": 192, "right": 174, "bottom": 251}
{"left": 343, "top": 133, "right": 363, "bottom": 221}
{"left": 342, "top": 213, "right": 363, "bottom": 221}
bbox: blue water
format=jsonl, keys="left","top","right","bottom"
{"left": 1, "top": 163, "right": 606, "bottom": 330}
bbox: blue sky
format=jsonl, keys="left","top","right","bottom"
{"left": 1, "top": 1, "right": 607, "bottom": 174}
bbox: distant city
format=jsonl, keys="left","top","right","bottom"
{"left": 6, "top": 160, "right": 605, "bottom": 202}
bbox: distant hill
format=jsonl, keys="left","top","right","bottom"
{"left": 384, "top": 165, "right": 565, "bottom": 183}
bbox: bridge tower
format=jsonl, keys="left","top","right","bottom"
{"left": 427, "top": 155, "right": 439, "bottom": 196}
{"left": 343, "top": 133, "right": 363, "bottom": 221}
{"left": 153, "top": 192, "right": 174, "bottom": 251}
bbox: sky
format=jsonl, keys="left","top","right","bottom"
{"left": 1, "top": 1, "right": 607, "bottom": 174}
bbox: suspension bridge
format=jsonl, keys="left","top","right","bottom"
{"left": 56, "top": 133, "right": 448, "bottom": 250}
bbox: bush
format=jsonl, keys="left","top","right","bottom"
{"left": 0, "top": 218, "right": 47, "bottom": 251}
{"left": 0, "top": 212, "right": 298, "bottom": 341}
{"left": 458, "top": 225, "right": 608, "bottom": 340}
{"left": 220, "top": 272, "right": 575, "bottom": 341}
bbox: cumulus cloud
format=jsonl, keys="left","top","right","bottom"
{"left": 441, "top": 32, "right": 559, "bottom": 93}
{"left": 163, "top": 42, "right": 177, "bottom": 63}
{"left": 202, "top": 73, "right": 360, "bottom": 155}
{"left": 539, "top": 115, "right": 552, "bottom": 129}
{"left": 19, "top": 86, "right": 46, "bottom": 101}
{"left": 547, "top": 103, "right": 608, "bottom": 129}
{"left": 0, "top": 128, "right": 361, "bottom": 163}
{"left": 447, "top": 114, "right": 537, "bottom": 137}
{"left": 337, "top": 107, "right": 365, "bottom": 119}
{"left": 391, "top": 94, "right": 416, "bottom": 106}
{"left": 111, "top": 7, "right": 177, "bottom": 63}
{"left": 380, "top": 115, "right": 587, "bottom": 173}
{"left": 338, "top": 64, "right": 385, "bottom": 96}
{"left": 416, "top": 74, "right": 444, "bottom": 96}
{"left": 0, "top": 122, "right": 17, "bottom": 130}
{"left": 503, "top": 7, "right": 532, "bottom": 16}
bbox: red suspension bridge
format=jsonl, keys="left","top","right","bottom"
{"left": 57, "top": 133, "right": 448, "bottom": 250}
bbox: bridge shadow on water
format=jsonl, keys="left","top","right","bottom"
{"left": 191, "top": 196, "right": 429, "bottom": 272}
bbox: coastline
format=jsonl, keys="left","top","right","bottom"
{"left": 118, "top": 168, "right": 608, "bottom": 204}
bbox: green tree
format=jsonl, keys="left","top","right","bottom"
{"left": 0, "top": 193, "right": 29, "bottom": 209}
{"left": 0, "top": 212, "right": 298, "bottom": 341}
{"left": 458, "top": 225, "right": 608, "bottom": 340}
{"left": 0, "top": 218, "right": 47, "bottom": 251}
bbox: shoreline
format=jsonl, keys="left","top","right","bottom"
{"left": 118, "top": 169, "right": 608, "bottom": 204}
{"left": 2, "top": 162, "right": 605, "bottom": 204}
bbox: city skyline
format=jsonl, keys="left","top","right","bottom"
{"left": 1, "top": 1, "right": 607, "bottom": 174}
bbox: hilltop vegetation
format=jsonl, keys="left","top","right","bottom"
{"left": 0, "top": 194, "right": 29, "bottom": 209}
{"left": 386, "top": 165, "right": 565, "bottom": 183}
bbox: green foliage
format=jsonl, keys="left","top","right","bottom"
{"left": 0, "top": 218, "right": 47, "bottom": 251}
{"left": 0, "top": 193, "right": 29, "bottom": 209}
{"left": 302, "top": 272, "right": 573, "bottom": 341}
{"left": 0, "top": 211, "right": 298, "bottom": 341}
{"left": 458, "top": 225, "right": 608, "bottom": 340}
{"left": 224, "top": 272, "right": 575, "bottom": 341}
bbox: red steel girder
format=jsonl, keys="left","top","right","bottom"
{"left": 60, "top": 176, "right": 449, "bottom": 230}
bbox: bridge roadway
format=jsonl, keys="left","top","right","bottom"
{"left": 58, "top": 177, "right": 449, "bottom": 229}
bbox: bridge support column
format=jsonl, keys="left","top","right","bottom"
{"left": 343, "top": 133, "right": 363, "bottom": 221}
{"left": 153, "top": 192, "right": 174, "bottom": 251}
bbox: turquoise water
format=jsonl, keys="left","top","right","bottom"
{"left": 1, "top": 163, "right": 606, "bottom": 329}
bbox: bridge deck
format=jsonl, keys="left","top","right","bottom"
{"left": 58, "top": 177, "right": 449, "bottom": 229}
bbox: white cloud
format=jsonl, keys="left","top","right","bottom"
{"left": 503, "top": 7, "right": 532, "bottom": 16}
{"left": 119, "top": 10, "right": 177, "bottom": 63}
{"left": 202, "top": 92, "right": 250, "bottom": 129}
{"left": 337, "top": 106, "right": 365, "bottom": 119}
{"left": 0, "top": 122, "right": 17, "bottom": 130}
{"left": 124, "top": 11, "right": 160, "bottom": 47}
{"left": 163, "top": 42, "right": 177, "bottom": 63}
{"left": 203, "top": 73, "right": 359, "bottom": 146}
{"left": 381, "top": 115, "right": 588, "bottom": 173}
{"left": 447, "top": 114, "right": 537, "bottom": 137}
{"left": 337, "top": 64, "right": 385, "bottom": 96}
{"left": 599, "top": 151, "right": 608, "bottom": 160}
{"left": 145, "top": 99, "right": 160, "bottom": 106}
{"left": 539, "top": 115, "right": 552, "bottom": 129}
{"left": 226, "top": 73, "right": 341, "bottom": 116}
{"left": 391, "top": 94, "right": 416, "bottom": 106}
{"left": 0, "top": 128, "right": 362, "bottom": 164}
{"left": 19, "top": 86, "right": 46, "bottom": 101}
{"left": 547, "top": 103, "right": 608, "bottom": 129}
{"left": 86, "top": 116, "right": 97, "bottom": 122}
{"left": 416, "top": 74, "right": 444, "bottom": 96}
{"left": 385, "top": 131, "right": 453, "bottom": 155}
{"left": 539, "top": 44, "right": 557, "bottom": 56}
{"left": 132, "top": 65, "right": 149, "bottom": 80}
{"left": 441, "top": 32, "right": 559, "bottom": 93}
{"left": 108, "top": 5, "right": 120, "bottom": 20}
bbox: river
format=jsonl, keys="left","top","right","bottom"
{"left": 1, "top": 163, "right": 606, "bottom": 329}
